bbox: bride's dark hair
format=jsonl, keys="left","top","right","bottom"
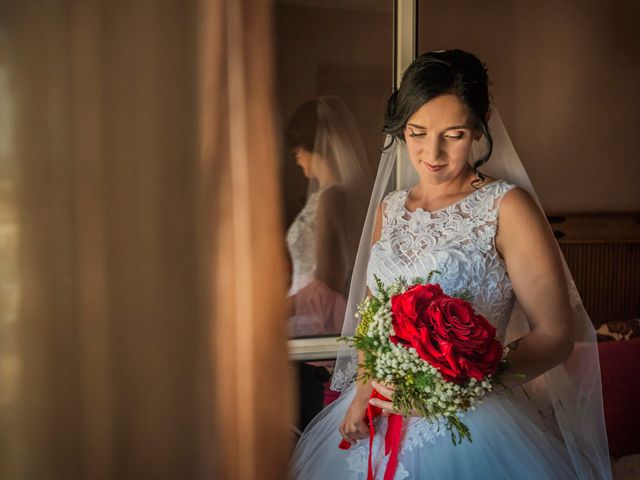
{"left": 285, "top": 99, "right": 318, "bottom": 153}
{"left": 383, "top": 49, "right": 493, "bottom": 178}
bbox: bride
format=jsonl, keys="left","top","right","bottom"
{"left": 290, "top": 50, "right": 611, "bottom": 479}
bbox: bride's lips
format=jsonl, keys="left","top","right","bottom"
{"left": 425, "top": 163, "right": 446, "bottom": 172}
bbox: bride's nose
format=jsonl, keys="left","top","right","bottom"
{"left": 424, "top": 136, "right": 446, "bottom": 163}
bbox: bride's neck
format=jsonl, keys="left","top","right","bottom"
{"left": 415, "top": 167, "right": 477, "bottom": 200}
{"left": 316, "top": 166, "right": 338, "bottom": 189}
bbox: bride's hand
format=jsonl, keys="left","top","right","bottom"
{"left": 370, "top": 381, "right": 420, "bottom": 417}
{"left": 338, "top": 390, "right": 371, "bottom": 444}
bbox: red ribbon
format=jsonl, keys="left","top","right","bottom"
{"left": 338, "top": 389, "right": 403, "bottom": 480}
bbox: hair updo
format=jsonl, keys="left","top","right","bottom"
{"left": 383, "top": 49, "right": 493, "bottom": 175}
{"left": 285, "top": 99, "right": 319, "bottom": 153}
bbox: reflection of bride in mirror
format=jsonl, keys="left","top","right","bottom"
{"left": 285, "top": 95, "right": 372, "bottom": 338}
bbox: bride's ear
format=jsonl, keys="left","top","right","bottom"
{"left": 474, "top": 126, "right": 483, "bottom": 141}
{"left": 474, "top": 109, "right": 492, "bottom": 141}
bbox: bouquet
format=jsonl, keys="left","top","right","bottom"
{"left": 338, "top": 272, "right": 512, "bottom": 480}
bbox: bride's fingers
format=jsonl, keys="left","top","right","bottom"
{"left": 340, "top": 422, "right": 355, "bottom": 442}
{"left": 341, "top": 424, "right": 367, "bottom": 443}
{"left": 369, "top": 398, "right": 397, "bottom": 414}
{"left": 377, "top": 381, "right": 396, "bottom": 391}
{"left": 340, "top": 429, "right": 355, "bottom": 444}
{"left": 371, "top": 381, "right": 395, "bottom": 399}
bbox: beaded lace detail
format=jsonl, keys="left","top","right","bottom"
{"left": 367, "top": 180, "right": 517, "bottom": 343}
{"left": 286, "top": 191, "right": 321, "bottom": 296}
{"left": 332, "top": 180, "right": 517, "bottom": 392}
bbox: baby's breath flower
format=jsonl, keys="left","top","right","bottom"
{"left": 342, "top": 275, "right": 506, "bottom": 446}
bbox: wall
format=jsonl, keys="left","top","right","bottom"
{"left": 274, "top": 2, "right": 393, "bottom": 225}
{"left": 419, "top": 0, "right": 640, "bottom": 213}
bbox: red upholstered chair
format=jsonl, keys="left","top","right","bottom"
{"left": 598, "top": 336, "right": 640, "bottom": 459}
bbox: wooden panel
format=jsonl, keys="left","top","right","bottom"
{"left": 551, "top": 213, "right": 640, "bottom": 327}
{"left": 549, "top": 213, "right": 640, "bottom": 243}
{"left": 560, "top": 242, "right": 640, "bottom": 327}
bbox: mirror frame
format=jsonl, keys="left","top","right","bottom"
{"left": 286, "top": 0, "right": 418, "bottom": 362}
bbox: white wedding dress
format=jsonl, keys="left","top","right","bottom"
{"left": 287, "top": 190, "right": 321, "bottom": 298}
{"left": 291, "top": 179, "right": 590, "bottom": 479}
{"left": 286, "top": 189, "right": 347, "bottom": 338}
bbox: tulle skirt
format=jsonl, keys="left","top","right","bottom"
{"left": 291, "top": 385, "right": 585, "bottom": 480}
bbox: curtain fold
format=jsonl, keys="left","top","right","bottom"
{"left": 204, "top": 0, "right": 294, "bottom": 478}
{"left": 0, "top": 1, "right": 291, "bottom": 479}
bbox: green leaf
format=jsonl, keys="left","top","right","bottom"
{"left": 425, "top": 270, "right": 441, "bottom": 283}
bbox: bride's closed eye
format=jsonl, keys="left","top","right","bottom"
{"left": 406, "top": 128, "right": 464, "bottom": 141}
{"left": 445, "top": 133, "right": 464, "bottom": 141}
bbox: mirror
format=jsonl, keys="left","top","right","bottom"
{"left": 273, "top": 0, "right": 394, "bottom": 431}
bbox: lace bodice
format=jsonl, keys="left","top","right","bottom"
{"left": 286, "top": 191, "right": 321, "bottom": 296}
{"left": 367, "top": 180, "right": 518, "bottom": 342}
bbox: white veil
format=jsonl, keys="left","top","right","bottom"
{"left": 330, "top": 109, "right": 611, "bottom": 479}
{"left": 287, "top": 96, "right": 373, "bottom": 337}
{"left": 306, "top": 96, "right": 372, "bottom": 205}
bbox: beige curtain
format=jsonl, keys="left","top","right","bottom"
{"left": 0, "top": 1, "right": 291, "bottom": 479}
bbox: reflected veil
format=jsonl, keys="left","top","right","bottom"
{"left": 286, "top": 96, "right": 373, "bottom": 337}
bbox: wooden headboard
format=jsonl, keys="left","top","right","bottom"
{"left": 548, "top": 213, "right": 640, "bottom": 328}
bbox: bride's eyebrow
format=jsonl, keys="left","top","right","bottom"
{"left": 406, "top": 122, "right": 470, "bottom": 131}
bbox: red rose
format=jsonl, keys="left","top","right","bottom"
{"left": 389, "top": 284, "right": 502, "bottom": 383}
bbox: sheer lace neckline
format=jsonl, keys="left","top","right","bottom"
{"left": 403, "top": 180, "right": 501, "bottom": 215}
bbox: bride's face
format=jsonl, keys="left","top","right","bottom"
{"left": 404, "top": 94, "right": 479, "bottom": 184}
{"left": 292, "top": 146, "right": 315, "bottom": 179}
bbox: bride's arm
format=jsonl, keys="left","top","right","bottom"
{"left": 338, "top": 202, "right": 383, "bottom": 443}
{"left": 495, "top": 187, "right": 574, "bottom": 389}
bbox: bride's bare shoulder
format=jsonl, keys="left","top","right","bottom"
{"left": 497, "top": 186, "right": 547, "bottom": 234}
